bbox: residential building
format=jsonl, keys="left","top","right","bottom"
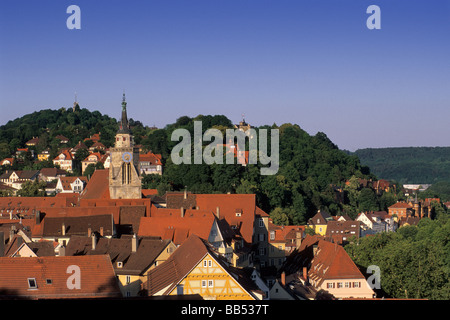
{"left": 307, "top": 210, "right": 334, "bottom": 236}
{"left": 39, "top": 168, "right": 67, "bottom": 182}
{"left": 139, "top": 151, "right": 163, "bottom": 175}
{"left": 53, "top": 149, "right": 74, "bottom": 172}
{"left": 141, "top": 234, "right": 262, "bottom": 300}
{"left": 37, "top": 149, "right": 51, "bottom": 161}
{"left": 282, "top": 235, "right": 375, "bottom": 299}
{"left": 388, "top": 202, "right": 414, "bottom": 220}
{"left": 65, "top": 234, "right": 176, "bottom": 297}
{"left": 55, "top": 176, "right": 88, "bottom": 194}
{"left": 0, "top": 170, "right": 40, "bottom": 190}
{"left": 325, "top": 220, "right": 360, "bottom": 244}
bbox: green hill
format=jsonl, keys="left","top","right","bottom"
{"left": 354, "top": 147, "right": 450, "bottom": 184}
{"left": 1, "top": 107, "right": 399, "bottom": 223}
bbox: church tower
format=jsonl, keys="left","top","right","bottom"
{"left": 109, "top": 93, "right": 142, "bottom": 199}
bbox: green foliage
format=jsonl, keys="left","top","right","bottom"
{"left": 355, "top": 147, "right": 450, "bottom": 184}
{"left": 16, "top": 180, "right": 46, "bottom": 197}
{"left": 345, "top": 216, "right": 450, "bottom": 300}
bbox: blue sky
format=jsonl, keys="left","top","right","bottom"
{"left": 0, "top": 0, "right": 449, "bottom": 151}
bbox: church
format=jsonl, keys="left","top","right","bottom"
{"left": 108, "top": 94, "right": 142, "bottom": 199}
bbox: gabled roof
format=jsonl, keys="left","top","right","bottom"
{"left": 139, "top": 151, "right": 162, "bottom": 165}
{"left": 308, "top": 210, "right": 333, "bottom": 226}
{"left": 54, "top": 149, "right": 73, "bottom": 161}
{"left": 142, "top": 234, "right": 256, "bottom": 298}
{"left": 0, "top": 255, "right": 121, "bottom": 299}
{"left": 80, "top": 169, "right": 110, "bottom": 199}
{"left": 57, "top": 176, "right": 88, "bottom": 191}
{"left": 282, "top": 235, "right": 369, "bottom": 287}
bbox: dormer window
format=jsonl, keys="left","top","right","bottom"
{"left": 28, "top": 278, "right": 37, "bottom": 289}
{"left": 117, "top": 261, "right": 123, "bottom": 268}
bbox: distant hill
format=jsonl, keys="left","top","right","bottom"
{"left": 354, "top": 147, "right": 450, "bottom": 184}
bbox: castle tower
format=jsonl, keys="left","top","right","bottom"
{"left": 109, "top": 93, "right": 142, "bottom": 199}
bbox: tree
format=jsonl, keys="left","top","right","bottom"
{"left": 16, "top": 180, "right": 46, "bottom": 197}
{"left": 270, "top": 207, "right": 289, "bottom": 226}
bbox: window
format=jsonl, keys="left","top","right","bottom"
{"left": 327, "top": 283, "right": 334, "bottom": 289}
{"left": 208, "top": 260, "right": 212, "bottom": 267}
{"left": 337, "top": 282, "right": 343, "bottom": 288}
{"left": 270, "top": 231, "right": 275, "bottom": 240}
{"left": 353, "top": 282, "right": 361, "bottom": 288}
{"left": 117, "top": 261, "right": 123, "bottom": 268}
{"left": 201, "top": 280, "right": 207, "bottom": 288}
{"left": 345, "top": 282, "right": 350, "bottom": 288}
{"left": 126, "top": 276, "right": 131, "bottom": 284}
{"left": 46, "top": 279, "right": 52, "bottom": 285}
{"left": 203, "top": 260, "right": 207, "bottom": 267}
{"left": 28, "top": 278, "right": 37, "bottom": 289}
{"left": 208, "top": 280, "right": 214, "bottom": 288}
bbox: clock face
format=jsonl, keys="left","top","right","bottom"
{"left": 122, "top": 152, "right": 132, "bottom": 163}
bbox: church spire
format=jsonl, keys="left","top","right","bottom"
{"left": 118, "top": 92, "right": 130, "bottom": 134}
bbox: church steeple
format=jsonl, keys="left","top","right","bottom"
{"left": 118, "top": 92, "right": 130, "bottom": 134}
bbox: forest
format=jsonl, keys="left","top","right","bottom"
{"left": 354, "top": 147, "right": 450, "bottom": 184}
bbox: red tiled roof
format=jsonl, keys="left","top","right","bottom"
{"left": 138, "top": 209, "right": 216, "bottom": 245}
{"left": 81, "top": 169, "right": 110, "bottom": 199}
{"left": 139, "top": 152, "right": 162, "bottom": 164}
{"left": 54, "top": 149, "right": 73, "bottom": 161}
{"left": 388, "top": 202, "right": 413, "bottom": 209}
{"left": 195, "top": 194, "right": 259, "bottom": 244}
{"left": 0, "top": 255, "right": 121, "bottom": 299}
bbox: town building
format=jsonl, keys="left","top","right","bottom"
{"left": 141, "top": 234, "right": 262, "bottom": 300}
{"left": 282, "top": 235, "right": 375, "bottom": 299}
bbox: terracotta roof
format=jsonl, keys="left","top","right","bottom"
{"left": 80, "top": 169, "right": 110, "bottom": 199}
{"left": 0, "top": 255, "right": 121, "bottom": 299}
{"left": 139, "top": 151, "right": 162, "bottom": 164}
{"left": 54, "top": 149, "right": 73, "bottom": 161}
{"left": 195, "top": 194, "right": 260, "bottom": 244}
{"left": 138, "top": 209, "right": 216, "bottom": 245}
{"left": 388, "top": 202, "right": 413, "bottom": 209}
{"left": 282, "top": 235, "right": 368, "bottom": 287}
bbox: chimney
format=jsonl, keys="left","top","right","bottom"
{"left": 61, "top": 223, "right": 66, "bottom": 236}
{"left": 216, "top": 206, "right": 220, "bottom": 219}
{"left": 295, "top": 231, "right": 302, "bottom": 248}
{"left": 91, "top": 233, "right": 97, "bottom": 250}
{"left": 0, "top": 232, "right": 4, "bottom": 257}
{"left": 184, "top": 189, "right": 187, "bottom": 200}
{"left": 181, "top": 207, "right": 185, "bottom": 218}
{"left": 9, "top": 227, "right": 15, "bottom": 243}
{"left": 59, "top": 245, "right": 66, "bottom": 257}
{"left": 313, "top": 244, "right": 318, "bottom": 256}
{"left": 87, "top": 227, "right": 92, "bottom": 237}
{"left": 35, "top": 210, "right": 41, "bottom": 225}
{"left": 132, "top": 233, "right": 138, "bottom": 253}
{"left": 303, "top": 267, "right": 308, "bottom": 281}
{"left": 281, "top": 271, "right": 286, "bottom": 286}
{"left": 100, "top": 227, "right": 104, "bottom": 237}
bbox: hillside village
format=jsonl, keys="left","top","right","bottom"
{"left": 0, "top": 98, "right": 447, "bottom": 301}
